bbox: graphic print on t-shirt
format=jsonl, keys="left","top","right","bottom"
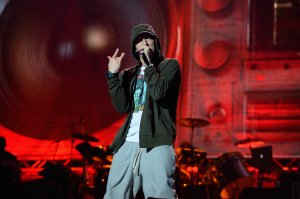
{"left": 133, "top": 68, "right": 147, "bottom": 112}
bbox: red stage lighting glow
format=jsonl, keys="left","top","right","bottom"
{"left": 196, "top": 0, "right": 232, "bottom": 12}
{"left": 256, "top": 74, "right": 265, "bottom": 81}
{"left": 234, "top": 137, "right": 265, "bottom": 148}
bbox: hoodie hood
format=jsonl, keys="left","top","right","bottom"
{"left": 131, "top": 24, "right": 164, "bottom": 63}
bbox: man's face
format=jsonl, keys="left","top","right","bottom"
{"left": 134, "top": 33, "right": 155, "bottom": 53}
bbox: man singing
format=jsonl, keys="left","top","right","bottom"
{"left": 104, "top": 24, "right": 181, "bottom": 199}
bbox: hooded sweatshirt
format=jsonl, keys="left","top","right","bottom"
{"left": 107, "top": 24, "right": 181, "bottom": 153}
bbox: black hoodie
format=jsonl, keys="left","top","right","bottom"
{"left": 107, "top": 24, "right": 181, "bottom": 153}
{"left": 131, "top": 23, "right": 164, "bottom": 64}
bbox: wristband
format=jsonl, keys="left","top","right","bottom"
{"left": 105, "top": 71, "right": 117, "bottom": 79}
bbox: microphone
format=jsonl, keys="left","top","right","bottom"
{"left": 137, "top": 49, "right": 151, "bottom": 65}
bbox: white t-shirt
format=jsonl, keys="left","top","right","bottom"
{"left": 126, "top": 65, "right": 147, "bottom": 142}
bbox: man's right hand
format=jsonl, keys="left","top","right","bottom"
{"left": 107, "top": 48, "right": 125, "bottom": 73}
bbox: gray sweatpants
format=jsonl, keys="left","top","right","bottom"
{"left": 103, "top": 141, "right": 178, "bottom": 199}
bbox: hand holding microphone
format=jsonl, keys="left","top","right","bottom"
{"left": 136, "top": 44, "right": 153, "bottom": 66}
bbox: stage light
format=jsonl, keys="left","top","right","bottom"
{"left": 84, "top": 25, "right": 112, "bottom": 52}
{"left": 57, "top": 40, "right": 75, "bottom": 60}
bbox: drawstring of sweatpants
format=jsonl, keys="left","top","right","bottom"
{"left": 133, "top": 148, "right": 143, "bottom": 175}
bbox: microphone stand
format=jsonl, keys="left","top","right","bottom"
{"left": 77, "top": 116, "right": 90, "bottom": 199}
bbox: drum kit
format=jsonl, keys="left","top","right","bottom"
{"left": 71, "top": 132, "right": 112, "bottom": 199}
{"left": 35, "top": 130, "right": 111, "bottom": 199}
{"left": 176, "top": 117, "right": 255, "bottom": 199}
{"left": 55, "top": 117, "right": 255, "bottom": 199}
{"left": 65, "top": 116, "right": 112, "bottom": 198}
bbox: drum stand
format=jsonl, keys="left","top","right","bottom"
{"left": 72, "top": 116, "right": 100, "bottom": 199}
{"left": 177, "top": 118, "right": 210, "bottom": 187}
{"left": 257, "top": 169, "right": 264, "bottom": 188}
{"left": 177, "top": 117, "right": 210, "bottom": 147}
{"left": 77, "top": 155, "right": 90, "bottom": 199}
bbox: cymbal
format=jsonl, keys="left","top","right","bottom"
{"left": 177, "top": 118, "right": 210, "bottom": 128}
{"left": 71, "top": 133, "right": 99, "bottom": 142}
{"left": 75, "top": 142, "right": 109, "bottom": 162}
{"left": 234, "top": 137, "right": 265, "bottom": 148}
{"left": 180, "top": 147, "right": 206, "bottom": 153}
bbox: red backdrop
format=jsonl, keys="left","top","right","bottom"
{"left": 0, "top": 0, "right": 300, "bottom": 160}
